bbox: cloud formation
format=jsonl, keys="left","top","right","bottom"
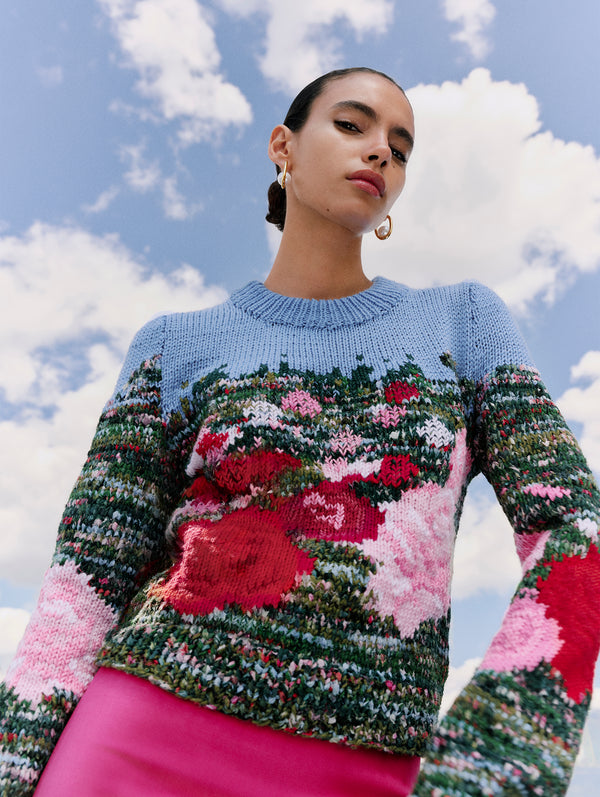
{"left": 363, "top": 69, "right": 600, "bottom": 315}
{"left": 558, "top": 351, "right": 600, "bottom": 474}
{"left": 218, "top": 0, "right": 394, "bottom": 94}
{"left": 162, "top": 174, "right": 203, "bottom": 219}
{"left": 452, "top": 479, "right": 521, "bottom": 600}
{"left": 440, "top": 656, "right": 480, "bottom": 715}
{"left": 442, "top": 0, "right": 496, "bottom": 59}
{"left": 98, "top": 0, "right": 252, "bottom": 143}
{"left": 0, "top": 608, "right": 30, "bottom": 679}
{"left": 83, "top": 186, "right": 121, "bottom": 214}
{"left": 119, "top": 141, "right": 202, "bottom": 218}
{"left": 0, "top": 223, "right": 227, "bottom": 585}
{"left": 121, "top": 141, "right": 162, "bottom": 192}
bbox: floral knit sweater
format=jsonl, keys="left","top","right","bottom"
{"left": 1, "top": 277, "right": 599, "bottom": 796}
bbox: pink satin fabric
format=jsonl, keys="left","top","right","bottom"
{"left": 35, "top": 667, "right": 420, "bottom": 796}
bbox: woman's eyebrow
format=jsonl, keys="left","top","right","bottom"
{"left": 331, "top": 100, "right": 414, "bottom": 150}
{"left": 332, "top": 99, "right": 378, "bottom": 120}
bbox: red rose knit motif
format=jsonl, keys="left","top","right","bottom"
{"left": 152, "top": 506, "right": 315, "bottom": 615}
{"left": 536, "top": 543, "right": 600, "bottom": 702}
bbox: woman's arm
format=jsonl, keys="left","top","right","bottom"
{"left": 415, "top": 286, "right": 600, "bottom": 796}
{"left": 0, "top": 316, "right": 178, "bottom": 795}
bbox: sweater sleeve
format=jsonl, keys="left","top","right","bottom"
{"left": 0, "top": 316, "right": 178, "bottom": 795}
{"left": 414, "top": 284, "right": 600, "bottom": 796}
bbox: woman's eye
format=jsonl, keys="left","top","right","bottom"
{"left": 391, "top": 148, "right": 408, "bottom": 164}
{"left": 335, "top": 120, "right": 360, "bottom": 132}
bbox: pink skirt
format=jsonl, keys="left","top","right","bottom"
{"left": 35, "top": 668, "right": 420, "bottom": 796}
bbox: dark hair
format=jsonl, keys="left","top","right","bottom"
{"left": 266, "top": 67, "right": 406, "bottom": 231}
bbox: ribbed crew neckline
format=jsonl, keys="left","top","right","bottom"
{"left": 229, "top": 276, "right": 406, "bottom": 329}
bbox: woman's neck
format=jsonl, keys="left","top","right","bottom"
{"left": 264, "top": 213, "right": 372, "bottom": 300}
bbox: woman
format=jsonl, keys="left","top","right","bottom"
{"left": 1, "top": 67, "right": 599, "bottom": 796}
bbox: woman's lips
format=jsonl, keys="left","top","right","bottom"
{"left": 347, "top": 170, "right": 385, "bottom": 198}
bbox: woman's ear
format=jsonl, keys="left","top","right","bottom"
{"left": 268, "top": 124, "right": 293, "bottom": 168}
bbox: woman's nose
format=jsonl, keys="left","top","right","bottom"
{"left": 365, "top": 137, "right": 390, "bottom": 168}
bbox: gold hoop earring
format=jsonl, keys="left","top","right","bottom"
{"left": 277, "top": 162, "right": 288, "bottom": 189}
{"left": 374, "top": 215, "right": 392, "bottom": 240}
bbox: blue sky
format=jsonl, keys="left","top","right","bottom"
{"left": 1, "top": 1, "right": 599, "bottom": 791}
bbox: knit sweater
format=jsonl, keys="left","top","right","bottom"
{"left": 1, "top": 277, "right": 599, "bottom": 796}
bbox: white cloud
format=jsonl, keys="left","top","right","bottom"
{"left": 83, "top": 186, "right": 121, "bottom": 214}
{"left": 162, "top": 174, "right": 202, "bottom": 219}
{"left": 119, "top": 143, "right": 201, "bottom": 218}
{"left": 362, "top": 69, "right": 600, "bottom": 315}
{"left": 452, "top": 478, "right": 521, "bottom": 600}
{"left": 98, "top": 0, "right": 252, "bottom": 143}
{"left": 121, "top": 141, "right": 162, "bottom": 192}
{"left": 0, "top": 345, "right": 124, "bottom": 585}
{"left": 440, "top": 656, "right": 481, "bottom": 715}
{"left": 571, "top": 352, "right": 600, "bottom": 383}
{"left": 218, "top": 0, "right": 394, "bottom": 94}
{"left": 0, "top": 222, "right": 227, "bottom": 585}
{"left": 576, "top": 705, "right": 600, "bottom": 768}
{"left": 557, "top": 351, "right": 600, "bottom": 475}
{"left": 0, "top": 608, "right": 31, "bottom": 679}
{"left": 442, "top": 0, "right": 496, "bottom": 60}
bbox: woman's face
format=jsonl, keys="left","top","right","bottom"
{"left": 277, "top": 73, "right": 415, "bottom": 236}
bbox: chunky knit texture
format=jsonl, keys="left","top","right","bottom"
{"left": 1, "top": 277, "right": 599, "bottom": 796}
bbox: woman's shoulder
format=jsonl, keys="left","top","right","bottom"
{"left": 395, "top": 277, "right": 503, "bottom": 308}
{"left": 133, "top": 293, "right": 236, "bottom": 342}
{"left": 384, "top": 278, "right": 532, "bottom": 380}
{"left": 384, "top": 277, "right": 510, "bottom": 330}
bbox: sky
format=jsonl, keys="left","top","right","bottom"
{"left": 1, "top": 1, "right": 599, "bottom": 791}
